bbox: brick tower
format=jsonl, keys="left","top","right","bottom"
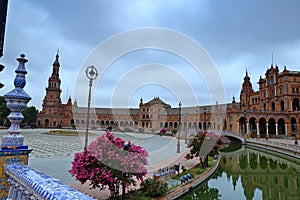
{"left": 240, "top": 70, "right": 253, "bottom": 110}
{"left": 36, "top": 53, "right": 73, "bottom": 128}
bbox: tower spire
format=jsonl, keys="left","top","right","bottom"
{"left": 53, "top": 49, "right": 60, "bottom": 67}
{"left": 244, "top": 68, "right": 250, "bottom": 81}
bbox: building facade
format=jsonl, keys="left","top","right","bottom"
{"left": 237, "top": 65, "right": 300, "bottom": 138}
{"left": 36, "top": 57, "right": 300, "bottom": 138}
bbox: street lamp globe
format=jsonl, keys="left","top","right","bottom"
{"left": 86, "top": 65, "right": 98, "bottom": 80}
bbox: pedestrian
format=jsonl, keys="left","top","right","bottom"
{"left": 295, "top": 140, "right": 298, "bottom": 145}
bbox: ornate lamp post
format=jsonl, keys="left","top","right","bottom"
{"left": 205, "top": 137, "right": 210, "bottom": 167}
{"left": 204, "top": 107, "right": 207, "bottom": 131}
{"left": 195, "top": 108, "right": 199, "bottom": 132}
{"left": 184, "top": 112, "right": 187, "bottom": 144}
{"left": 84, "top": 65, "right": 98, "bottom": 149}
{"left": 244, "top": 109, "right": 247, "bottom": 134}
{"left": 177, "top": 101, "right": 182, "bottom": 153}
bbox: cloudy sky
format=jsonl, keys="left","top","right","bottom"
{"left": 1, "top": 0, "right": 300, "bottom": 110}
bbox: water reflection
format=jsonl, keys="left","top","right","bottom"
{"left": 179, "top": 182, "right": 221, "bottom": 200}
{"left": 179, "top": 145, "right": 300, "bottom": 200}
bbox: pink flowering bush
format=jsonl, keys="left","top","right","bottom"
{"left": 160, "top": 128, "right": 167, "bottom": 134}
{"left": 69, "top": 131, "right": 148, "bottom": 198}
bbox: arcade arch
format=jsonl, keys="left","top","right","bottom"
{"left": 239, "top": 117, "right": 247, "bottom": 134}
{"left": 278, "top": 118, "right": 285, "bottom": 135}
{"left": 268, "top": 118, "right": 276, "bottom": 136}
{"left": 249, "top": 117, "right": 256, "bottom": 135}
{"left": 45, "top": 119, "right": 49, "bottom": 127}
{"left": 259, "top": 118, "right": 267, "bottom": 137}
{"left": 291, "top": 117, "right": 297, "bottom": 134}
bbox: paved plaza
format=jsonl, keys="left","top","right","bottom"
{"left": 0, "top": 129, "right": 188, "bottom": 185}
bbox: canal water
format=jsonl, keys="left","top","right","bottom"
{"left": 179, "top": 144, "right": 300, "bottom": 200}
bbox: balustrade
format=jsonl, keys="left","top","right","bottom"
{"left": 5, "top": 164, "right": 95, "bottom": 200}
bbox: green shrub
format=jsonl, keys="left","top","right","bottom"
{"left": 181, "top": 166, "right": 187, "bottom": 173}
{"left": 140, "top": 178, "right": 168, "bottom": 197}
{"left": 190, "top": 167, "right": 205, "bottom": 177}
{"left": 172, "top": 128, "right": 178, "bottom": 135}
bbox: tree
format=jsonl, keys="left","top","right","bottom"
{"left": 0, "top": 96, "right": 38, "bottom": 127}
{"left": 21, "top": 106, "right": 38, "bottom": 127}
{"left": 185, "top": 131, "right": 224, "bottom": 167}
{"left": 69, "top": 131, "right": 148, "bottom": 199}
{"left": 140, "top": 178, "right": 168, "bottom": 197}
{"left": 0, "top": 96, "right": 9, "bottom": 126}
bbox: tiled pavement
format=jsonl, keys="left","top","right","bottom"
{"left": 0, "top": 129, "right": 190, "bottom": 180}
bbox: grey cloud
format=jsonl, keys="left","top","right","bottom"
{"left": 1, "top": 0, "right": 300, "bottom": 110}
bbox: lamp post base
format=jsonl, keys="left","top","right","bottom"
{"left": 205, "top": 155, "right": 209, "bottom": 168}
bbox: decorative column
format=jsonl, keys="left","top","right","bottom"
{"left": 256, "top": 123, "right": 260, "bottom": 138}
{"left": 0, "top": 54, "right": 32, "bottom": 198}
{"left": 247, "top": 151, "right": 250, "bottom": 165}
{"left": 247, "top": 122, "right": 249, "bottom": 134}
{"left": 275, "top": 124, "right": 278, "bottom": 136}
{"left": 285, "top": 124, "right": 288, "bottom": 136}
{"left": 266, "top": 123, "right": 269, "bottom": 137}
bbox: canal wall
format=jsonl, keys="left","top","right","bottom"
{"left": 245, "top": 139, "right": 300, "bottom": 160}
{"left": 156, "top": 156, "right": 220, "bottom": 200}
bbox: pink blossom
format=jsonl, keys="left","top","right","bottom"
{"left": 69, "top": 131, "right": 148, "bottom": 198}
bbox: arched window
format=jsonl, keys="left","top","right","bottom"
{"left": 160, "top": 122, "right": 164, "bottom": 128}
{"left": 280, "top": 101, "right": 284, "bottom": 111}
{"left": 272, "top": 102, "right": 275, "bottom": 111}
{"left": 164, "top": 122, "right": 168, "bottom": 128}
{"left": 174, "top": 122, "right": 178, "bottom": 128}
{"left": 292, "top": 98, "right": 300, "bottom": 111}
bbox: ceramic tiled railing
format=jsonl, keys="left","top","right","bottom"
{"left": 4, "top": 164, "right": 95, "bottom": 200}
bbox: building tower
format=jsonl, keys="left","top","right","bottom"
{"left": 36, "top": 53, "right": 73, "bottom": 128}
{"left": 42, "top": 52, "right": 62, "bottom": 127}
{"left": 44, "top": 52, "right": 62, "bottom": 107}
{"left": 240, "top": 70, "right": 253, "bottom": 109}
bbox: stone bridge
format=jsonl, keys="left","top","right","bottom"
{"left": 220, "top": 131, "right": 245, "bottom": 144}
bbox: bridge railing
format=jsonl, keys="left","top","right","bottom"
{"left": 4, "top": 164, "right": 95, "bottom": 200}
{"left": 247, "top": 139, "right": 300, "bottom": 153}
